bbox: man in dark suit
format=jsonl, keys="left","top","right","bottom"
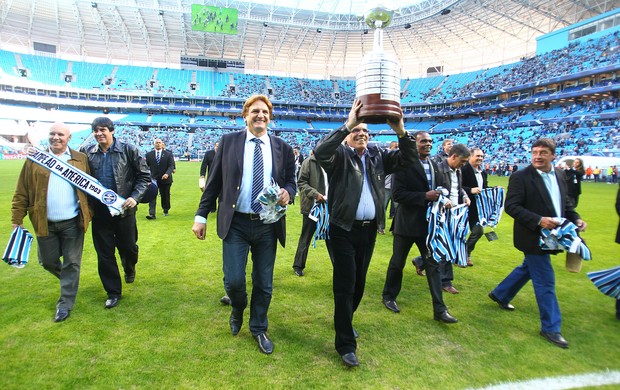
{"left": 314, "top": 99, "right": 417, "bottom": 367}
{"left": 489, "top": 138, "right": 586, "bottom": 349}
{"left": 436, "top": 144, "right": 470, "bottom": 294}
{"left": 461, "top": 147, "right": 488, "bottom": 266}
{"left": 382, "top": 131, "right": 458, "bottom": 324}
{"left": 199, "top": 142, "right": 219, "bottom": 191}
{"left": 145, "top": 139, "right": 175, "bottom": 219}
{"left": 192, "top": 95, "right": 296, "bottom": 355}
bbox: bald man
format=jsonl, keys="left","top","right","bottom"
{"left": 11, "top": 123, "right": 91, "bottom": 322}
{"left": 145, "top": 138, "right": 175, "bottom": 219}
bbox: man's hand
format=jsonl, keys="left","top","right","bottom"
{"left": 539, "top": 217, "right": 561, "bottom": 230}
{"left": 386, "top": 109, "right": 406, "bottom": 137}
{"left": 199, "top": 177, "right": 206, "bottom": 191}
{"left": 316, "top": 193, "right": 326, "bottom": 203}
{"left": 192, "top": 222, "right": 206, "bottom": 240}
{"left": 470, "top": 187, "right": 482, "bottom": 195}
{"left": 277, "top": 189, "right": 290, "bottom": 206}
{"left": 345, "top": 99, "right": 363, "bottom": 131}
{"left": 575, "top": 219, "right": 587, "bottom": 231}
{"left": 122, "top": 197, "right": 137, "bottom": 209}
{"left": 464, "top": 198, "right": 471, "bottom": 206}
{"left": 425, "top": 190, "right": 442, "bottom": 202}
{"left": 162, "top": 174, "right": 169, "bottom": 180}
{"left": 11, "top": 224, "right": 23, "bottom": 230}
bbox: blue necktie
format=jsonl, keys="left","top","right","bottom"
{"left": 251, "top": 138, "right": 264, "bottom": 214}
{"left": 156, "top": 151, "right": 161, "bottom": 165}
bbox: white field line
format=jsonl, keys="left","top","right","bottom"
{"left": 469, "top": 370, "right": 620, "bottom": 390}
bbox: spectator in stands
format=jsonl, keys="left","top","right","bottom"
{"left": 436, "top": 144, "right": 471, "bottom": 293}
{"left": 145, "top": 139, "right": 175, "bottom": 219}
{"left": 313, "top": 99, "right": 415, "bottom": 367}
{"left": 433, "top": 139, "right": 453, "bottom": 165}
{"left": 192, "top": 95, "right": 296, "bottom": 355}
{"left": 489, "top": 138, "right": 586, "bottom": 349}
{"left": 292, "top": 153, "right": 327, "bottom": 277}
{"left": 11, "top": 123, "right": 91, "bottom": 322}
{"left": 82, "top": 117, "right": 151, "bottom": 309}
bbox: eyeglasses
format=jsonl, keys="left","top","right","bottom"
{"left": 351, "top": 128, "right": 369, "bottom": 134}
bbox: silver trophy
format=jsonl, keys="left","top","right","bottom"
{"left": 356, "top": 5, "right": 402, "bottom": 124}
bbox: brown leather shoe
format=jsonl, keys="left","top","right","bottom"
{"left": 467, "top": 257, "right": 474, "bottom": 267}
{"left": 443, "top": 286, "right": 459, "bottom": 294}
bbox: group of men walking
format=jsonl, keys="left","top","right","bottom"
{"left": 11, "top": 95, "right": 587, "bottom": 367}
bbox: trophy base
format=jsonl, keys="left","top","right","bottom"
{"left": 357, "top": 94, "right": 401, "bottom": 124}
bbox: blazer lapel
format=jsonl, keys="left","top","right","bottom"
{"left": 269, "top": 135, "right": 280, "bottom": 181}
{"left": 530, "top": 166, "right": 554, "bottom": 212}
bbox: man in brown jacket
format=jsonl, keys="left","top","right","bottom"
{"left": 11, "top": 123, "right": 91, "bottom": 322}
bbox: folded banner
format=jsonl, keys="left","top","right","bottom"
{"left": 3, "top": 226, "right": 33, "bottom": 268}
{"left": 587, "top": 265, "right": 620, "bottom": 299}
{"left": 426, "top": 191, "right": 470, "bottom": 267}
{"left": 27, "top": 148, "right": 125, "bottom": 216}
{"left": 539, "top": 217, "right": 591, "bottom": 260}
{"left": 475, "top": 187, "right": 505, "bottom": 227}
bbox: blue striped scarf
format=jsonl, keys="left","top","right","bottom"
{"left": 3, "top": 226, "right": 34, "bottom": 268}
{"left": 539, "top": 218, "right": 592, "bottom": 260}
{"left": 474, "top": 187, "right": 505, "bottom": 227}
{"left": 309, "top": 201, "right": 329, "bottom": 247}
{"left": 426, "top": 194, "right": 470, "bottom": 267}
{"left": 587, "top": 265, "right": 620, "bottom": 299}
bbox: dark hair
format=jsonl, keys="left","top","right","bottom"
{"left": 532, "top": 138, "right": 556, "bottom": 154}
{"left": 91, "top": 117, "right": 114, "bottom": 132}
{"left": 449, "top": 143, "right": 470, "bottom": 158}
{"left": 413, "top": 131, "right": 430, "bottom": 140}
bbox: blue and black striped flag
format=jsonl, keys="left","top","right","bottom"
{"left": 3, "top": 226, "right": 34, "bottom": 268}
{"left": 587, "top": 266, "right": 620, "bottom": 299}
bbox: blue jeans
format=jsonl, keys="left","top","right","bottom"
{"left": 37, "top": 217, "right": 85, "bottom": 311}
{"left": 492, "top": 253, "right": 561, "bottom": 332}
{"left": 223, "top": 213, "right": 277, "bottom": 335}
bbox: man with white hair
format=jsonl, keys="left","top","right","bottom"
{"left": 11, "top": 123, "right": 91, "bottom": 322}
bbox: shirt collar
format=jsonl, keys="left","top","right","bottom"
{"left": 537, "top": 168, "right": 555, "bottom": 177}
{"left": 48, "top": 147, "right": 71, "bottom": 157}
{"left": 246, "top": 130, "right": 269, "bottom": 144}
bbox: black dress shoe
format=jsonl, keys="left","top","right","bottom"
{"left": 488, "top": 292, "right": 515, "bottom": 311}
{"left": 220, "top": 295, "right": 231, "bottom": 305}
{"left": 540, "top": 331, "right": 569, "bottom": 348}
{"left": 146, "top": 215, "right": 156, "bottom": 220}
{"left": 125, "top": 272, "right": 135, "bottom": 283}
{"left": 54, "top": 309, "right": 70, "bottom": 322}
{"left": 434, "top": 310, "right": 458, "bottom": 323}
{"left": 383, "top": 299, "right": 401, "bottom": 313}
{"left": 229, "top": 310, "right": 243, "bottom": 336}
{"left": 293, "top": 268, "right": 304, "bottom": 277}
{"left": 105, "top": 297, "right": 120, "bottom": 309}
{"left": 254, "top": 333, "right": 274, "bottom": 354}
{"left": 340, "top": 352, "right": 359, "bottom": 367}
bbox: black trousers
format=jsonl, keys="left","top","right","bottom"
{"left": 149, "top": 182, "right": 171, "bottom": 215}
{"left": 383, "top": 234, "right": 447, "bottom": 314}
{"left": 92, "top": 203, "right": 139, "bottom": 299}
{"left": 466, "top": 224, "right": 484, "bottom": 256}
{"left": 326, "top": 221, "right": 377, "bottom": 356}
{"left": 292, "top": 213, "right": 317, "bottom": 271}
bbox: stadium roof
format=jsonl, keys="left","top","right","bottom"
{"left": 0, "top": 0, "right": 615, "bottom": 78}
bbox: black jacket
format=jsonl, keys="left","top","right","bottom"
{"left": 82, "top": 139, "right": 151, "bottom": 202}
{"left": 313, "top": 125, "right": 418, "bottom": 231}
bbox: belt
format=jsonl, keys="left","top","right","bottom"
{"left": 236, "top": 212, "right": 261, "bottom": 221}
{"left": 353, "top": 219, "right": 375, "bottom": 227}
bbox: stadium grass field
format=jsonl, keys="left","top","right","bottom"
{"left": 1, "top": 159, "right": 618, "bottom": 389}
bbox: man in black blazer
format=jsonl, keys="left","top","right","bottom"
{"left": 382, "top": 131, "right": 458, "bottom": 324}
{"left": 461, "top": 147, "right": 488, "bottom": 266}
{"left": 199, "top": 142, "right": 219, "bottom": 191}
{"left": 435, "top": 144, "right": 470, "bottom": 294}
{"left": 145, "top": 139, "right": 175, "bottom": 219}
{"left": 489, "top": 138, "right": 586, "bottom": 349}
{"left": 192, "top": 95, "right": 296, "bottom": 355}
